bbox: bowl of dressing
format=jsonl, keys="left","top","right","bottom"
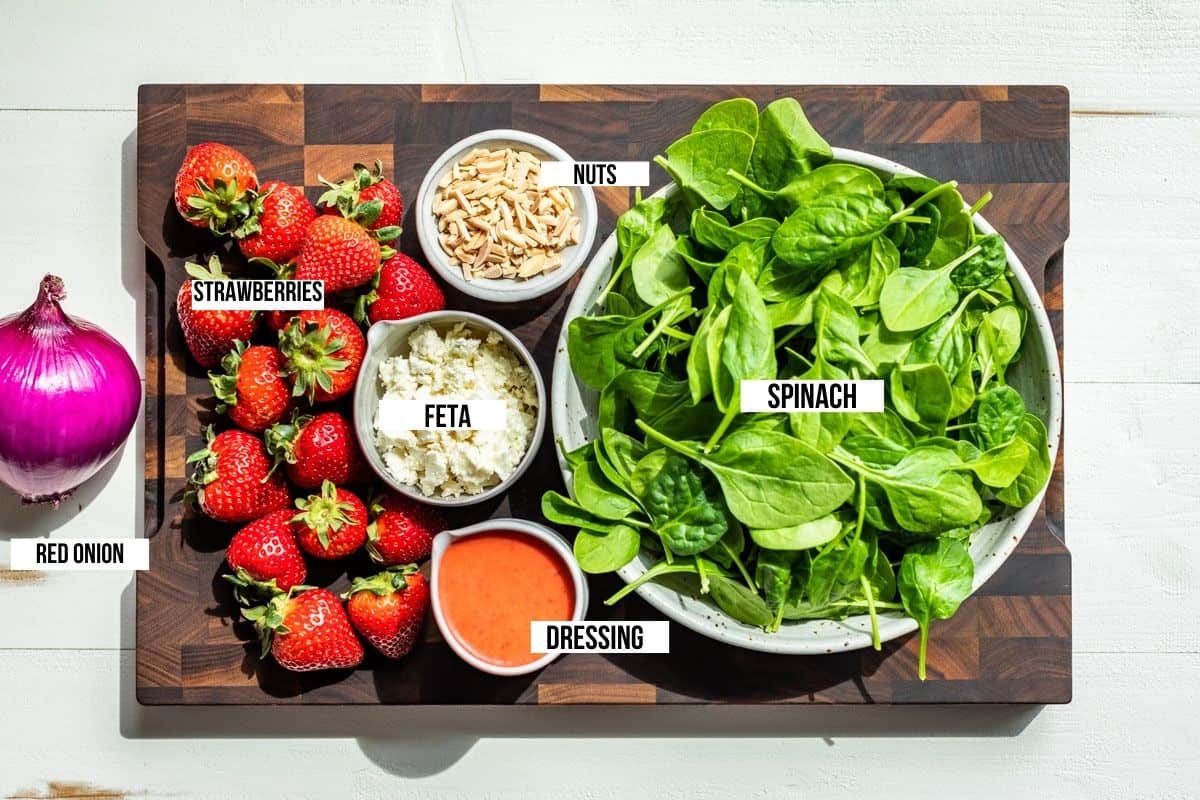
{"left": 429, "top": 518, "right": 588, "bottom": 676}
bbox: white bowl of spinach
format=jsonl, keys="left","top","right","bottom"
{"left": 546, "top": 97, "right": 1061, "bottom": 676}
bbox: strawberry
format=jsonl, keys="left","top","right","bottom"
{"left": 243, "top": 587, "right": 364, "bottom": 672}
{"left": 278, "top": 308, "right": 365, "bottom": 403}
{"left": 354, "top": 253, "right": 445, "bottom": 325}
{"left": 294, "top": 215, "right": 382, "bottom": 293}
{"left": 265, "top": 410, "right": 366, "bottom": 491}
{"left": 208, "top": 341, "right": 292, "bottom": 432}
{"left": 234, "top": 181, "right": 317, "bottom": 263}
{"left": 186, "top": 427, "right": 290, "bottom": 524}
{"left": 344, "top": 567, "right": 428, "bottom": 660}
{"left": 292, "top": 480, "right": 368, "bottom": 560}
{"left": 177, "top": 256, "right": 259, "bottom": 368}
{"left": 264, "top": 309, "right": 300, "bottom": 332}
{"left": 222, "top": 509, "right": 307, "bottom": 603}
{"left": 366, "top": 492, "right": 444, "bottom": 565}
{"left": 318, "top": 160, "right": 403, "bottom": 243}
{"left": 174, "top": 142, "right": 258, "bottom": 234}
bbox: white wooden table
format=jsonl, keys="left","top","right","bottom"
{"left": 1, "top": 1, "right": 1197, "bottom": 797}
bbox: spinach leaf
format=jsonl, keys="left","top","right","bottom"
{"left": 687, "top": 307, "right": 717, "bottom": 404}
{"left": 629, "top": 448, "right": 670, "bottom": 500}
{"left": 709, "top": 272, "right": 775, "bottom": 445}
{"left": 643, "top": 454, "right": 728, "bottom": 556}
{"left": 750, "top": 97, "right": 832, "bottom": 187}
{"left": 976, "top": 304, "right": 1023, "bottom": 387}
{"left": 640, "top": 421, "right": 855, "bottom": 529}
{"left": 756, "top": 549, "right": 796, "bottom": 629}
{"left": 898, "top": 201, "right": 941, "bottom": 266}
{"left": 566, "top": 293, "right": 688, "bottom": 389}
{"left": 750, "top": 515, "right": 842, "bottom": 550}
{"left": 767, "top": 288, "right": 817, "bottom": 329}
{"left": 675, "top": 236, "right": 722, "bottom": 283}
{"left": 839, "top": 236, "right": 899, "bottom": 307}
{"left": 655, "top": 128, "right": 755, "bottom": 211}
{"left": 542, "top": 491, "right": 643, "bottom": 535}
{"left": 835, "top": 446, "right": 983, "bottom": 534}
{"left": 898, "top": 538, "right": 974, "bottom": 679}
{"left": 573, "top": 460, "right": 640, "bottom": 521}
{"left": 951, "top": 233, "right": 1007, "bottom": 290}
{"left": 770, "top": 182, "right": 894, "bottom": 269}
{"left": 976, "top": 385, "right": 1026, "bottom": 449}
{"left": 890, "top": 362, "right": 953, "bottom": 430}
{"left": 631, "top": 224, "right": 690, "bottom": 306}
{"left": 573, "top": 524, "right": 641, "bottom": 574}
{"left": 807, "top": 532, "right": 869, "bottom": 608}
{"left": 599, "top": 428, "right": 647, "bottom": 484}
{"left": 691, "top": 208, "right": 778, "bottom": 253}
{"left": 709, "top": 574, "right": 775, "bottom": 628}
{"left": 906, "top": 293, "right": 974, "bottom": 377}
{"left": 815, "top": 286, "right": 876, "bottom": 373}
{"left": 996, "top": 414, "right": 1052, "bottom": 507}
{"left": 692, "top": 97, "right": 760, "bottom": 137}
{"left": 959, "top": 436, "right": 1030, "bottom": 488}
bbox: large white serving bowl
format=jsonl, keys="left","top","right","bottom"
{"left": 550, "top": 147, "right": 1063, "bottom": 655}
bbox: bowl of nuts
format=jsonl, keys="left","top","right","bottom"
{"left": 414, "top": 129, "right": 598, "bottom": 303}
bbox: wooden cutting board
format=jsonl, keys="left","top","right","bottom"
{"left": 136, "top": 84, "right": 1069, "bottom": 705}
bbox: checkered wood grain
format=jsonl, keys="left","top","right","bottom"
{"left": 137, "top": 85, "right": 1069, "bottom": 705}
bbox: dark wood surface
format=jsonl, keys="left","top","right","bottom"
{"left": 136, "top": 84, "right": 1070, "bottom": 705}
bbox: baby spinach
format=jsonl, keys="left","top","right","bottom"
{"left": 996, "top": 414, "right": 1052, "bottom": 507}
{"left": 951, "top": 233, "right": 1007, "bottom": 290}
{"left": 975, "top": 384, "right": 1026, "bottom": 449}
{"left": 750, "top": 515, "right": 842, "bottom": 551}
{"left": 898, "top": 538, "right": 974, "bottom": 679}
{"left": 834, "top": 446, "right": 983, "bottom": 534}
{"left": 709, "top": 573, "right": 775, "bottom": 627}
{"left": 750, "top": 97, "right": 832, "bottom": 187}
{"left": 691, "top": 208, "right": 778, "bottom": 253}
{"left": 573, "top": 460, "right": 641, "bottom": 521}
{"left": 643, "top": 454, "right": 728, "bottom": 556}
{"left": 631, "top": 224, "right": 690, "bottom": 306}
{"left": 654, "top": 128, "right": 755, "bottom": 211}
{"left": 890, "top": 362, "right": 953, "bottom": 430}
{"left": 546, "top": 96, "right": 1053, "bottom": 679}
{"left": 574, "top": 524, "right": 641, "bottom": 574}
{"left": 693, "top": 97, "right": 760, "bottom": 138}
{"left": 640, "top": 421, "right": 855, "bottom": 529}
{"left": 976, "top": 304, "right": 1023, "bottom": 388}
{"left": 960, "top": 437, "right": 1030, "bottom": 488}
{"left": 770, "top": 186, "right": 895, "bottom": 268}
{"left": 878, "top": 242, "right": 981, "bottom": 332}
{"left": 815, "top": 286, "right": 876, "bottom": 373}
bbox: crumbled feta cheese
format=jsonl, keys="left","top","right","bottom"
{"left": 373, "top": 323, "right": 538, "bottom": 497}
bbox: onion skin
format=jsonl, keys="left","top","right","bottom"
{"left": 0, "top": 275, "right": 141, "bottom": 504}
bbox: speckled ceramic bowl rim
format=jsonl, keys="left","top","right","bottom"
{"left": 353, "top": 310, "right": 547, "bottom": 508}
{"left": 429, "top": 518, "right": 590, "bottom": 676}
{"left": 550, "top": 147, "right": 1063, "bottom": 655}
{"left": 414, "top": 128, "right": 598, "bottom": 303}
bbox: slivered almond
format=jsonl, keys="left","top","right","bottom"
{"left": 433, "top": 144, "right": 581, "bottom": 281}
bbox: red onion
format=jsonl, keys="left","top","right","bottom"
{"left": 0, "top": 275, "right": 140, "bottom": 504}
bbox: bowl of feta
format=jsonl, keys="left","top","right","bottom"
{"left": 353, "top": 310, "right": 545, "bottom": 507}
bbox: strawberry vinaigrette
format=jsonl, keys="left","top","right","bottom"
{"left": 436, "top": 530, "right": 576, "bottom": 667}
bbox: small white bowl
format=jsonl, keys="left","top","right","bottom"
{"left": 429, "top": 519, "right": 589, "bottom": 676}
{"left": 414, "top": 129, "right": 598, "bottom": 303}
{"left": 352, "top": 310, "right": 546, "bottom": 507}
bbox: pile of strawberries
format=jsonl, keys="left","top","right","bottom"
{"left": 174, "top": 141, "right": 447, "bottom": 672}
